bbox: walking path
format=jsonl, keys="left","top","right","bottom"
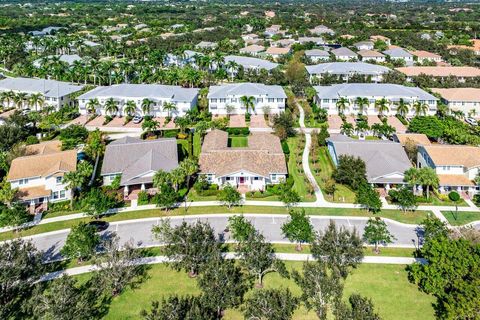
{"left": 39, "top": 253, "right": 426, "bottom": 282}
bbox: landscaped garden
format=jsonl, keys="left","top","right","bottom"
{"left": 74, "top": 262, "right": 435, "bottom": 320}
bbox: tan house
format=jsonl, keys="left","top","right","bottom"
{"left": 7, "top": 143, "right": 77, "bottom": 212}
{"left": 396, "top": 66, "right": 480, "bottom": 82}
{"left": 410, "top": 50, "right": 443, "bottom": 64}
{"left": 447, "top": 39, "right": 480, "bottom": 55}
{"left": 370, "top": 35, "right": 391, "bottom": 46}
{"left": 265, "top": 47, "right": 291, "bottom": 61}
{"left": 199, "top": 130, "right": 287, "bottom": 191}
{"left": 393, "top": 133, "right": 431, "bottom": 146}
{"left": 358, "top": 50, "right": 385, "bottom": 63}
{"left": 239, "top": 45, "right": 265, "bottom": 56}
{"left": 431, "top": 88, "right": 480, "bottom": 116}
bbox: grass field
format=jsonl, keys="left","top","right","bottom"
{"left": 0, "top": 206, "right": 430, "bottom": 241}
{"left": 74, "top": 262, "right": 434, "bottom": 320}
{"left": 310, "top": 147, "right": 356, "bottom": 203}
{"left": 442, "top": 210, "right": 480, "bottom": 226}
{"left": 228, "top": 136, "right": 248, "bottom": 147}
{"left": 193, "top": 132, "right": 202, "bottom": 157}
{"left": 287, "top": 137, "right": 316, "bottom": 202}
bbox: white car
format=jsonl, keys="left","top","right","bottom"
{"left": 132, "top": 116, "right": 143, "bottom": 124}
{"left": 465, "top": 117, "right": 478, "bottom": 126}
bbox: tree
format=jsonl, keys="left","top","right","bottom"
{"left": 404, "top": 167, "right": 439, "bottom": 199}
{"left": 355, "top": 97, "right": 369, "bottom": 115}
{"left": 388, "top": 187, "right": 417, "bottom": 212}
{"left": 413, "top": 100, "right": 428, "bottom": 116}
{"left": 240, "top": 95, "right": 256, "bottom": 114}
{"left": 272, "top": 112, "right": 296, "bottom": 140}
{"left": 336, "top": 97, "right": 350, "bottom": 115}
{"left": 32, "top": 275, "right": 98, "bottom": 320}
{"left": 63, "top": 161, "right": 93, "bottom": 208}
{"left": 198, "top": 257, "right": 249, "bottom": 319}
{"left": 141, "top": 98, "right": 154, "bottom": 116}
{"left": 59, "top": 124, "right": 89, "bottom": 150}
{"left": 180, "top": 160, "right": 198, "bottom": 189}
{"left": 153, "top": 183, "right": 178, "bottom": 211}
{"left": 84, "top": 129, "right": 105, "bottom": 186}
{"left": 104, "top": 98, "right": 119, "bottom": 116}
{"left": 0, "top": 239, "right": 44, "bottom": 319}
{"left": 292, "top": 261, "right": 343, "bottom": 320}
{"left": 420, "top": 216, "right": 449, "bottom": 243}
{"left": 227, "top": 215, "right": 255, "bottom": 243}
{"left": 243, "top": 288, "right": 299, "bottom": 320}
{"left": 355, "top": 182, "right": 382, "bottom": 213}
{"left": 142, "top": 117, "right": 160, "bottom": 134}
{"left": 395, "top": 98, "right": 410, "bottom": 117}
{"left": 0, "top": 203, "right": 30, "bottom": 228}
{"left": 237, "top": 231, "right": 288, "bottom": 287}
{"left": 333, "top": 155, "right": 367, "bottom": 190}
{"left": 279, "top": 188, "right": 300, "bottom": 208}
{"left": 82, "top": 188, "right": 118, "bottom": 218}
{"left": 124, "top": 100, "right": 137, "bottom": 117}
{"left": 374, "top": 98, "right": 390, "bottom": 116}
{"left": 94, "top": 235, "right": 145, "bottom": 296}
{"left": 152, "top": 220, "right": 222, "bottom": 277}
{"left": 336, "top": 294, "right": 382, "bottom": 320}
{"left": 163, "top": 102, "right": 177, "bottom": 117}
{"left": 281, "top": 209, "right": 314, "bottom": 251}
{"left": 61, "top": 222, "right": 100, "bottom": 262}
{"left": 86, "top": 98, "right": 100, "bottom": 115}
{"left": 407, "top": 116, "right": 444, "bottom": 140}
{"left": 217, "top": 185, "right": 242, "bottom": 209}
{"left": 311, "top": 221, "right": 363, "bottom": 279}
{"left": 141, "top": 295, "right": 216, "bottom": 320}
{"left": 363, "top": 218, "right": 395, "bottom": 253}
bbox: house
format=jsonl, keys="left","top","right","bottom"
{"left": 383, "top": 48, "right": 414, "bottom": 64}
{"left": 357, "top": 50, "right": 386, "bottom": 63}
{"left": 370, "top": 35, "right": 391, "bottom": 46}
{"left": 327, "top": 135, "right": 412, "bottom": 189}
{"left": 417, "top": 145, "right": 480, "bottom": 195}
{"left": 298, "top": 37, "right": 324, "bottom": 45}
{"left": 7, "top": 143, "right": 77, "bottom": 211}
{"left": 331, "top": 47, "right": 357, "bottom": 61}
{"left": 354, "top": 41, "right": 374, "bottom": 51}
{"left": 305, "top": 49, "right": 330, "bottom": 63}
{"left": 77, "top": 84, "right": 199, "bottom": 117}
{"left": 33, "top": 54, "right": 82, "bottom": 68}
{"left": 305, "top": 62, "right": 391, "bottom": 83}
{"left": 101, "top": 137, "right": 179, "bottom": 197}
{"left": 239, "top": 45, "right": 265, "bottom": 56}
{"left": 271, "top": 39, "right": 295, "bottom": 48}
{"left": 241, "top": 33, "right": 260, "bottom": 45}
{"left": 410, "top": 50, "right": 443, "bottom": 64}
{"left": 264, "top": 25, "right": 282, "bottom": 38}
{"left": 309, "top": 25, "right": 335, "bottom": 36}
{"left": 393, "top": 133, "right": 431, "bottom": 146}
{"left": 30, "top": 26, "right": 65, "bottom": 37}
{"left": 447, "top": 39, "right": 480, "bottom": 56}
{"left": 430, "top": 88, "right": 480, "bottom": 116}
{"left": 195, "top": 41, "right": 218, "bottom": 50}
{"left": 207, "top": 83, "right": 287, "bottom": 115}
{"left": 265, "top": 47, "right": 291, "bottom": 61}
{"left": 199, "top": 130, "right": 287, "bottom": 191}
{"left": 224, "top": 55, "right": 279, "bottom": 73}
{"left": 0, "top": 77, "right": 84, "bottom": 110}
{"left": 396, "top": 66, "right": 480, "bottom": 82}
{"left": 313, "top": 83, "right": 438, "bottom": 116}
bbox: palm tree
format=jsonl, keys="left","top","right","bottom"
{"left": 354, "top": 97, "right": 369, "bottom": 115}
{"left": 170, "top": 167, "right": 186, "bottom": 192}
{"left": 174, "top": 116, "right": 189, "bottom": 133}
{"left": 142, "top": 118, "right": 160, "bottom": 134}
{"left": 180, "top": 158, "right": 198, "bottom": 188}
{"left": 163, "top": 102, "right": 177, "bottom": 117}
{"left": 340, "top": 121, "right": 354, "bottom": 136}
{"left": 124, "top": 100, "right": 137, "bottom": 117}
{"left": 141, "top": 98, "right": 154, "bottom": 116}
{"left": 240, "top": 95, "right": 256, "bottom": 114}
{"left": 396, "top": 98, "right": 410, "bottom": 117}
{"left": 413, "top": 100, "right": 428, "bottom": 116}
{"left": 104, "top": 98, "right": 119, "bottom": 116}
{"left": 28, "top": 93, "right": 44, "bottom": 111}
{"left": 336, "top": 97, "right": 350, "bottom": 115}
{"left": 85, "top": 130, "right": 105, "bottom": 186}
{"left": 14, "top": 92, "right": 28, "bottom": 109}
{"left": 374, "top": 98, "right": 390, "bottom": 117}
{"left": 225, "top": 60, "right": 239, "bottom": 81}
{"left": 86, "top": 98, "right": 100, "bottom": 115}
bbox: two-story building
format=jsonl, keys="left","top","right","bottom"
{"left": 224, "top": 55, "right": 279, "bottom": 73}
{"left": 396, "top": 66, "right": 480, "bottom": 83}
{"left": 331, "top": 47, "right": 358, "bottom": 61}
{"left": 314, "top": 83, "right": 437, "bottom": 116}
{"left": 0, "top": 77, "right": 84, "bottom": 111}
{"left": 77, "top": 84, "right": 199, "bottom": 117}
{"left": 383, "top": 48, "right": 414, "bottom": 65}
{"left": 7, "top": 141, "right": 77, "bottom": 213}
{"left": 199, "top": 130, "right": 287, "bottom": 191}
{"left": 207, "top": 83, "right": 287, "bottom": 115}
{"left": 306, "top": 62, "right": 391, "bottom": 83}
{"left": 417, "top": 144, "right": 480, "bottom": 195}
{"left": 430, "top": 88, "right": 480, "bottom": 116}
{"left": 305, "top": 49, "right": 330, "bottom": 63}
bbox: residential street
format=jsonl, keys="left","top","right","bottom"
{"left": 26, "top": 214, "right": 422, "bottom": 261}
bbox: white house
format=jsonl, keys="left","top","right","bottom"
{"left": 305, "top": 62, "right": 391, "bottom": 83}
{"left": 7, "top": 142, "right": 77, "bottom": 212}
{"left": 224, "top": 56, "right": 279, "bottom": 73}
{"left": 417, "top": 145, "right": 480, "bottom": 195}
{"left": 0, "top": 77, "right": 84, "bottom": 111}
{"left": 77, "top": 84, "right": 199, "bottom": 117}
{"left": 239, "top": 45, "right": 265, "bottom": 56}
{"left": 383, "top": 48, "right": 414, "bottom": 65}
{"left": 410, "top": 50, "right": 443, "bottom": 64}
{"left": 207, "top": 83, "right": 287, "bottom": 115}
{"left": 357, "top": 50, "right": 386, "bottom": 63}
{"left": 314, "top": 83, "right": 438, "bottom": 116}
{"left": 354, "top": 41, "right": 374, "bottom": 51}
{"left": 331, "top": 47, "right": 357, "bottom": 61}
{"left": 305, "top": 49, "right": 330, "bottom": 63}
{"left": 199, "top": 130, "right": 287, "bottom": 191}
{"left": 430, "top": 88, "right": 480, "bottom": 116}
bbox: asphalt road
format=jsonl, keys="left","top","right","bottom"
{"left": 25, "top": 214, "right": 423, "bottom": 261}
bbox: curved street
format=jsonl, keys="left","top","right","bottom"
{"left": 26, "top": 214, "right": 422, "bottom": 261}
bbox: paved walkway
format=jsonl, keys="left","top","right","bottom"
{"left": 39, "top": 253, "right": 426, "bottom": 282}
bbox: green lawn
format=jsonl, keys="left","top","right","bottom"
{"left": 193, "top": 132, "right": 202, "bottom": 158}
{"left": 287, "top": 137, "right": 316, "bottom": 202}
{"left": 228, "top": 136, "right": 248, "bottom": 148}
{"left": 442, "top": 210, "right": 480, "bottom": 226}
{"left": 310, "top": 147, "right": 357, "bottom": 203}
{"left": 0, "top": 206, "right": 430, "bottom": 241}
{"left": 74, "top": 262, "right": 434, "bottom": 320}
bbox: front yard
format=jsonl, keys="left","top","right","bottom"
{"left": 442, "top": 210, "right": 480, "bottom": 226}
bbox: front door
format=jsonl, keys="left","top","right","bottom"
{"left": 239, "top": 177, "right": 245, "bottom": 184}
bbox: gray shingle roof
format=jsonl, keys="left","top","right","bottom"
{"left": 305, "top": 49, "right": 330, "bottom": 57}
{"left": 327, "top": 135, "right": 412, "bottom": 184}
{"left": 383, "top": 48, "right": 413, "bottom": 58}
{"left": 224, "top": 55, "right": 278, "bottom": 71}
{"left": 101, "top": 137, "right": 178, "bottom": 186}
{"left": 331, "top": 47, "right": 357, "bottom": 57}
{"left": 313, "top": 83, "right": 437, "bottom": 101}
{"left": 208, "top": 83, "right": 287, "bottom": 99}
{"left": 0, "top": 77, "right": 84, "bottom": 98}
{"left": 78, "top": 84, "right": 199, "bottom": 103}
{"left": 305, "top": 62, "right": 391, "bottom": 76}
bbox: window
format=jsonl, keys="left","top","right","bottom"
{"left": 226, "top": 177, "right": 232, "bottom": 181}
{"left": 19, "top": 178, "right": 28, "bottom": 185}
{"left": 268, "top": 98, "right": 275, "bottom": 103}
{"left": 277, "top": 98, "right": 283, "bottom": 102}
{"left": 211, "top": 98, "right": 217, "bottom": 103}
{"left": 52, "top": 191, "right": 59, "bottom": 200}
{"left": 56, "top": 176, "right": 62, "bottom": 184}
{"left": 322, "top": 99, "right": 330, "bottom": 103}
{"left": 271, "top": 174, "right": 277, "bottom": 180}
{"left": 257, "top": 98, "right": 263, "bottom": 103}
{"left": 219, "top": 98, "right": 226, "bottom": 103}
{"left": 254, "top": 177, "right": 260, "bottom": 181}
{"left": 231, "top": 98, "right": 237, "bottom": 103}
{"left": 60, "top": 190, "right": 65, "bottom": 198}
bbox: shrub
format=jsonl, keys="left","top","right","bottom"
{"left": 473, "top": 194, "right": 480, "bottom": 206}
{"left": 138, "top": 191, "right": 149, "bottom": 205}
{"left": 163, "top": 129, "right": 180, "bottom": 138}
{"left": 25, "top": 135, "right": 39, "bottom": 145}
{"left": 281, "top": 140, "right": 290, "bottom": 154}
{"left": 177, "top": 133, "right": 188, "bottom": 139}
{"left": 448, "top": 191, "right": 460, "bottom": 202}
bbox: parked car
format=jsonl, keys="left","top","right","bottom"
{"left": 132, "top": 116, "right": 143, "bottom": 124}
{"left": 87, "top": 220, "right": 109, "bottom": 232}
{"left": 465, "top": 117, "right": 478, "bottom": 126}
{"left": 21, "top": 108, "right": 31, "bottom": 116}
